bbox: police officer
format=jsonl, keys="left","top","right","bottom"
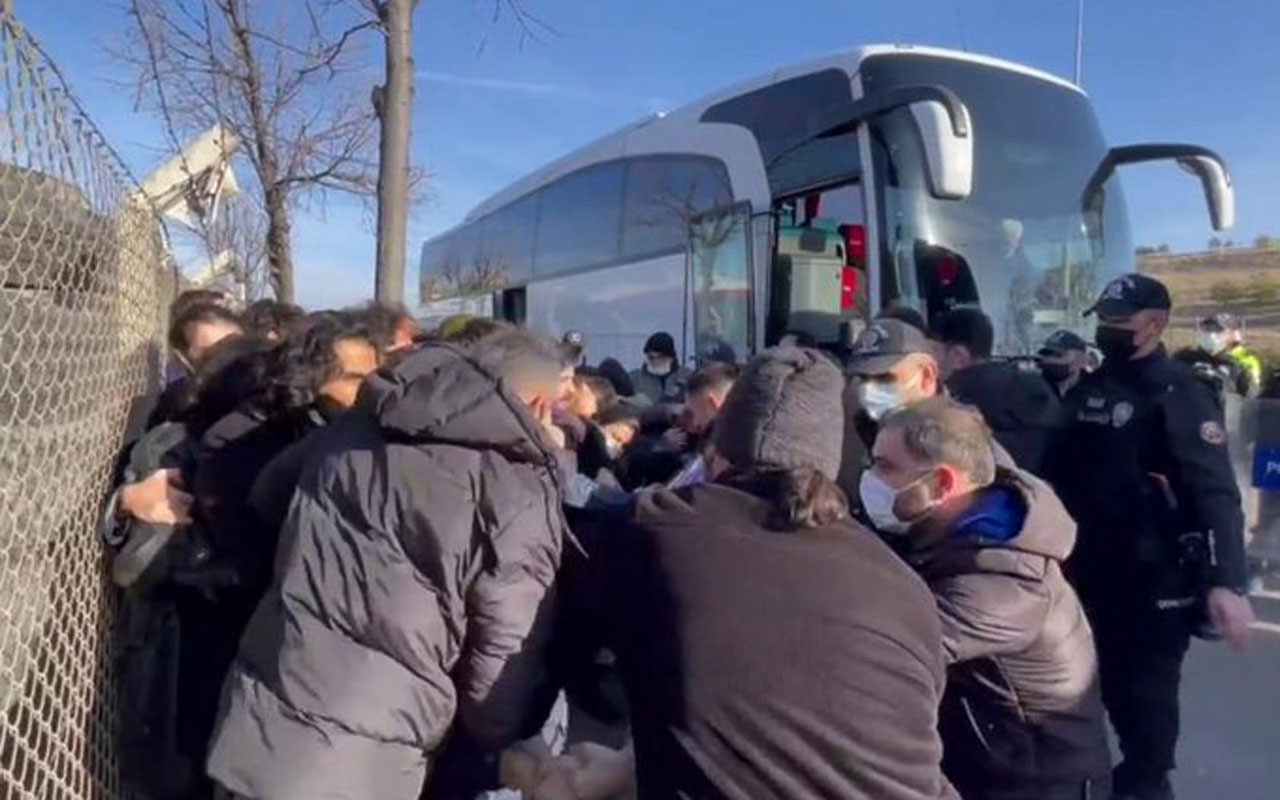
{"left": 1037, "top": 329, "right": 1090, "bottom": 397}
{"left": 1046, "top": 274, "right": 1256, "bottom": 800}
{"left": 930, "top": 306, "right": 1060, "bottom": 473}
{"left": 835, "top": 319, "right": 943, "bottom": 502}
{"left": 1196, "top": 312, "right": 1262, "bottom": 397}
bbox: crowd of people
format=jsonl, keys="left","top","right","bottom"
{"left": 101, "top": 272, "right": 1258, "bottom": 800}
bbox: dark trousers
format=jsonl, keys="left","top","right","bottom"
{"left": 1087, "top": 595, "right": 1190, "bottom": 798}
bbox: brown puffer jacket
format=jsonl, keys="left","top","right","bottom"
{"left": 206, "top": 344, "right": 567, "bottom": 800}
{"left": 909, "top": 467, "right": 1111, "bottom": 799}
{"left": 558, "top": 480, "right": 959, "bottom": 800}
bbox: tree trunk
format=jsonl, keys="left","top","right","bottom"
{"left": 374, "top": 0, "right": 414, "bottom": 304}
{"left": 222, "top": 0, "right": 295, "bottom": 302}
{"left": 265, "top": 183, "right": 294, "bottom": 301}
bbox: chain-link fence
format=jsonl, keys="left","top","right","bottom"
{"left": 1, "top": 3, "right": 173, "bottom": 797}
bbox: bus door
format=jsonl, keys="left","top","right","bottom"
{"left": 687, "top": 204, "right": 753, "bottom": 366}
{"left": 497, "top": 286, "right": 526, "bottom": 325}
{"left": 769, "top": 183, "right": 868, "bottom": 346}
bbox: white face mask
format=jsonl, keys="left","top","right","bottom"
{"left": 646, "top": 358, "right": 674, "bottom": 377}
{"left": 859, "top": 373, "right": 920, "bottom": 421}
{"left": 859, "top": 470, "right": 935, "bottom": 534}
{"left": 1199, "top": 332, "right": 1227, "bottom": 354}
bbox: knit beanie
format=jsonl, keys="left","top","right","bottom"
{"left": 643, "top": 332, "right": 677, "bottom": 359}
{"left": 712, "top": 346, "right": 845, "bottom": 480}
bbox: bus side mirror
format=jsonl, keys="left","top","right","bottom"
{"left": 909, "top": 99, "right": 973, "bottom": 200}
{"left": 1176, "top": 154, "right": 1234, "bottom": 231}
{"left": 1083, "top": 144, "right": 1235, "bottom": 232}
{"left": 795, "top": 85, "right": 974, "bottom": 201}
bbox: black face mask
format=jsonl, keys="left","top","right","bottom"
{"left": 1095, "top": 325, "right": 1139, "bottom": 363}
{"left": 1040, "top": 363, "right": 1073, "bottom": 384}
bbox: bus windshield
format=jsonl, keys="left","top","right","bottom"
{"left": 862, "top": 53, "right": 1133, "bottom": 354}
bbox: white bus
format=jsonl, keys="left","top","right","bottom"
{"left": 419, "top": 44, "right": 1233, "bottom": 368}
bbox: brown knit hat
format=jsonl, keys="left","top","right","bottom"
{"left": 712, "top": 347, "right": 845, "bottom": 480}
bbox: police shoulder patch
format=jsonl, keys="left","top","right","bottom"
{"left": 1200, "top": 421, "right": 1227, "bottom": 445}
{"left": 1112, "top": 401, "right": 1134, "bottom": 428}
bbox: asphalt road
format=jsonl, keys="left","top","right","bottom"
{"left": 1173, "top": 591, "right": 1280, "bottom": 799}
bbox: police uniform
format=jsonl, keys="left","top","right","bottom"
{"left": 1037, "top": 329, "right": 1089, "bottom": 398}
{"left": 1199, "top": 313, "right": 1264, "bottom": 397}
{"left": 1046, "top": 275, "right": 1248, "bottom": 800}
{"left": 1171, "top": 347, "right": 1237, "bottom": 398}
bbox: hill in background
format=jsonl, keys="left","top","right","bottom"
{"left": 1140, "top": 245, "right": 1280, "bottom": 363}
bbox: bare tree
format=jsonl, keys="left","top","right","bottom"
{"left": 635, "top": 170, "right": 740, "bottom": 307}
{"left": 433, "top": 246, "right": 508, "bottom": 297}
{"left": 165, "top": 193, "right": 269, "bottom": 302}
{"left": 367, "top": 0, "right": 544, "bottom": 304}
{"left": 120, "top": 0, "right": 382, "bottom": 301}
{"left": 360, "top": 0, "right": 419, "bottom": 304}
{"left": 613, "top": 169, "right": 750, "bottom": 353}
{"left": 203, "top": 193, "right": 270, "bottom": 298}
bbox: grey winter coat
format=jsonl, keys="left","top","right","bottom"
{"left": 205, "top": 344, "right": 567, "bottom": 800}
{"left": 630, "top": 364, "right": 692, "bottom": 405}
{"left": 909, "top": 468, "right": 1110, "bottom": 799}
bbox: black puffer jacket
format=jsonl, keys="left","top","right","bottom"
{"left": 196, "top": 407, "right": 321, "bottom": 603}
{"left": 909, "top": 468, "right": 1109, "bottom": 799}
{"left": 946, "top": 361, "right": 1059, "bottom": 475}
{"left": 206, "top": 344, "right": 567, "bottom": 800}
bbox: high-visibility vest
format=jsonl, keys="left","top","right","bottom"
{"left": 1228, "top": 344, "right": 1263, "bottom": 387}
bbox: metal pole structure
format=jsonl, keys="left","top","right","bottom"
{"left": 1074, "top": 0, "right": 1085, "bottom": 86}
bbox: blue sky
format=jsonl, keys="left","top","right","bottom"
{"left": 16, "top": 0, "right": 1280, "bottom": 309}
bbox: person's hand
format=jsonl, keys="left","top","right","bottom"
{"left": 1207, "top": 587, "right": 1256, "bottom": 653}
{"left": 499, "top": 736, "right": 552, "bottom": 793}
{"left": 661, "top": 427, "right": 689, "bottom": 452}
{"left": 527, "top": 757, "right": 578, "bottom": 800}
{"left": 562, "top": 742, "right": 635, "bottom": 800}
{"left": 528, "top": 397, "right": 568, "bottom": 451}
{"left": 542, "top": 421, "right": 568, "bottom": 451}
{"left": 119, "top": 468, "right": 192, "bottom": 525}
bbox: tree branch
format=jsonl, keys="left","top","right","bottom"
{"left": 116, "top": 0, "right": 383, "bottom": 301}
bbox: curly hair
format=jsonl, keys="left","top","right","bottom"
{"left": 596, "top": 358, "right": 636, "bottom": 398}
{"left": 168, "top": 301, "right": 243, "bottom": 356}
{"left": 244, "top": 299, "right": 305, "bottom": 340}
{"left": 354, "top": 301, "right": 418, "bottom": 353}
{"left": 181, "top": 335, "right": 275, "bottom": 436}
{"left": 169, "top": 289, "right": 226, "bottom": 324}
{"left": 262, "top": 311, "right": 376, "bottom": 415}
